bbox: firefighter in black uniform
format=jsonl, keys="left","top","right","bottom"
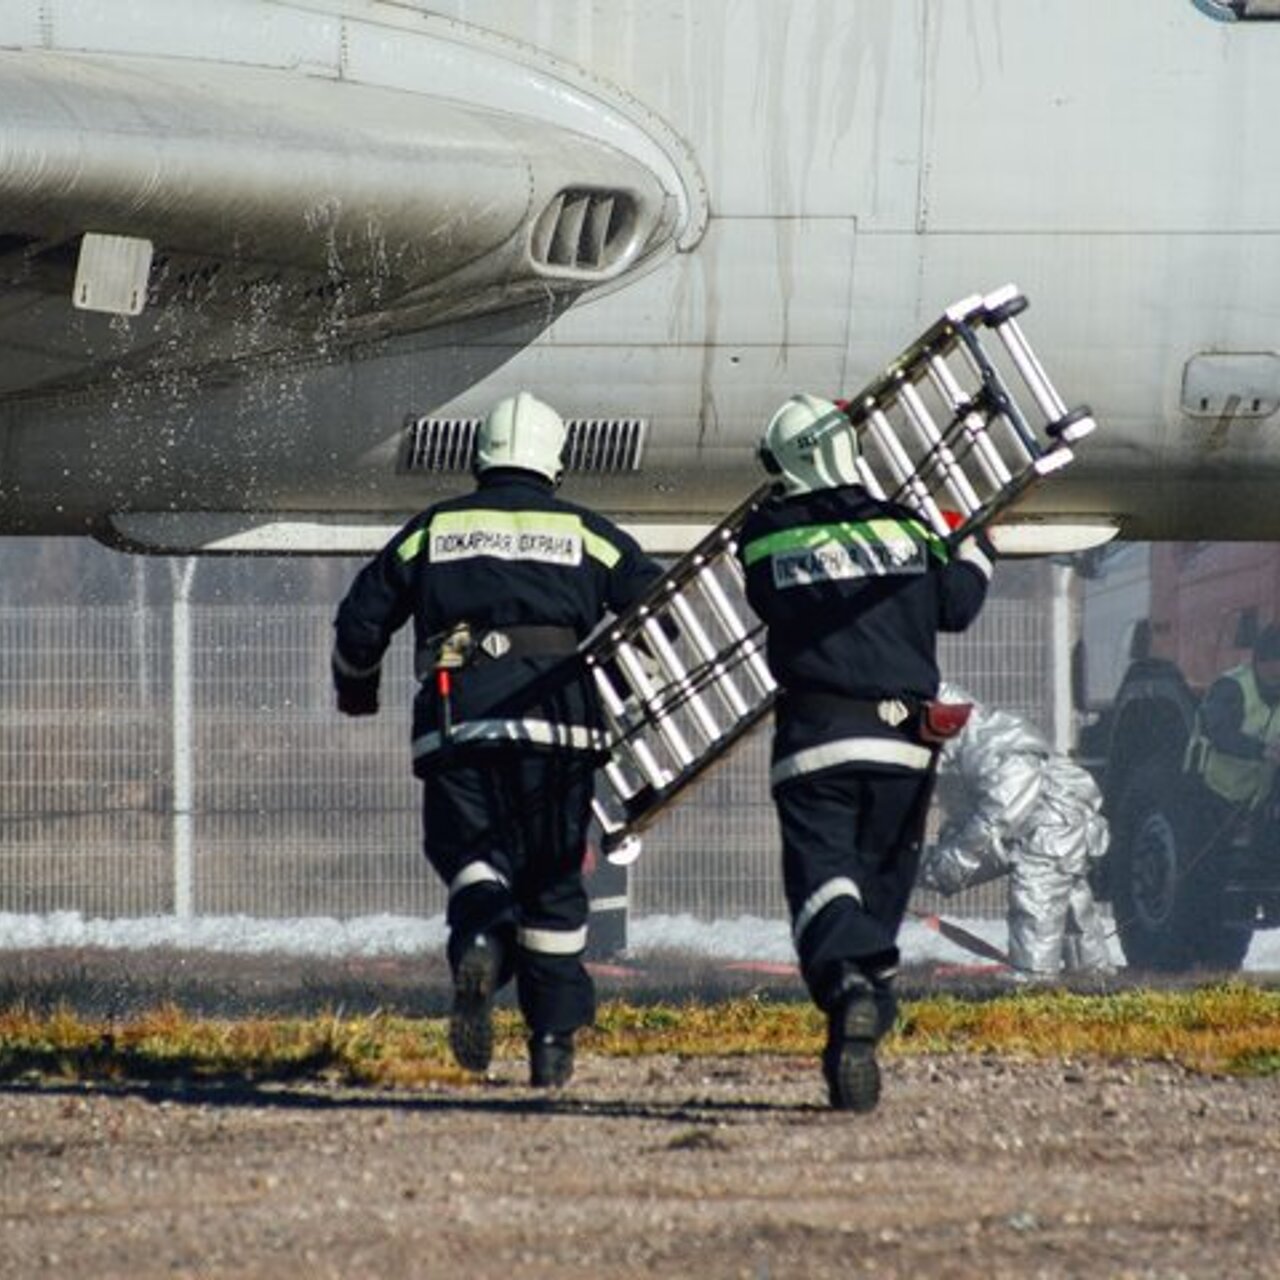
{"left": 738, "top": 394, "right": 995, "bottom": 1111}
{"left": 332, "top": 392, "right": 662, "bottom": 1087}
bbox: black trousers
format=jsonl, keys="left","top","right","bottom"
{"left": 774, "top": 766, "right": 935, "bottom": 1012}
{"left": 421, "top": 746, "right": 596, "bottom": 1034}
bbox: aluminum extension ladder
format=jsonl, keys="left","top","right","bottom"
{"left": 585, "top": 284, "right": 1096, "bottom": 862}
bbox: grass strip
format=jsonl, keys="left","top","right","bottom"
{"left": 0, "top": 984, "right": 1277, "bottom": 1088}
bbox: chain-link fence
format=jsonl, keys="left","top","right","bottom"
{"left": 0, "top": 560, "right": 1062, "bottom": 933}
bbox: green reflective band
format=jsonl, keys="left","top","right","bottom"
{"left": 397, "top": 528, "right": 427, "bottom": 563}
{"left": 412, "top": 509, "right": 622, "bottom": 568}
{"left": 742, "top": 517, "right": 946, "bottom": 566}
{"left": 581, "top": 526, "right": 621, "bottom": 568}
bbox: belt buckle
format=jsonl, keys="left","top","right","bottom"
{"left": 479, "top": 630, "right": 511, "bottom": 659}
{"left": 877, "top": 698, "right": 910, "bottom": 728}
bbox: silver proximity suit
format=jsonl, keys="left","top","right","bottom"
{"left": 921, "top": 684, "right": 1113, "bottom": 975}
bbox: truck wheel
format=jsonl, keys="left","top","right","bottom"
{"left": 1110, "top": 764, "right": 1252, "bottom": 972}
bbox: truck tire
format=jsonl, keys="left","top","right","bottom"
{"left": 1110, "top": 762, "right": 1252, "bottom": 972}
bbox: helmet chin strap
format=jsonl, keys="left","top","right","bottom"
{"left": 757, "top": 443, "right": 782, "bottom": 476}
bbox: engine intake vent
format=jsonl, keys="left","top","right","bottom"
{"left": 563, "top": 418, "right": 647, "bottom": 472}
{"left": 400, "top": 416, "right": 647, "bottom": 474}
{"left": 529, "top": 189, "right": 639, "bottom": 277}
{"left": 400, "top": 417, "right": 480, "bottom": 473}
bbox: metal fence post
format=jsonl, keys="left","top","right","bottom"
{"left": 1051, "top": 562, "right": 1074, "bottom": 755}
{"left": 170, "top": 558, "right": 197, "bottom": 918}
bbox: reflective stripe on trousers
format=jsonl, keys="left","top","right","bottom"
{"left": 517, "top": 924, "right": 589, "bottom": 956}
{"left": 792, "top": 876, "right": 862, "bottom": 945}
{"left": 448, "top": 861, "right": 509, "bottom": 899}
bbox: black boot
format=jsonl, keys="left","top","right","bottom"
{"left": 870, "top": 971, "right": 899, "bottom": 1040}
{"left": 822, "top": 979, "right": 881, "bottom": 1113}
{"left": 449, "top": 934, "right": 500, "bottom": 1073}
{"left": 528, "top": 1031, "right": 575, "bottom": 1088}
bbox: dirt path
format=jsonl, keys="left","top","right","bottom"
{"left": 2, "top": 1049, "right": 1278, "bottom": 1279}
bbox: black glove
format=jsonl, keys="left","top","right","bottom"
{"left": 336, "top": 681, "right": 379, "bottom": 717}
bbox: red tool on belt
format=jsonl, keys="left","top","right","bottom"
{"left": 436, "top": 666, "right": 454, "bottom": 743}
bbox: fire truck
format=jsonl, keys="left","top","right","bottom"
{"left": 1075, "top": 542, "right": 1280, "bottom": 971}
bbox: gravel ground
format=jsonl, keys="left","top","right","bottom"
{"left": 1, "top": 1051, "right": 1278, "bottom": 1279}
{"left": 1, "top": 949, "right": 1278, "bottom": 1278}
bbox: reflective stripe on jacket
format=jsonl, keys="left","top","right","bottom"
{"left": 737, "top": 483, "right": 992, "bottom": 783}
{"left": 332, "top": 469, "right": 663, "bottom": 774}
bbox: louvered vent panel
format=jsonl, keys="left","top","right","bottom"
{"left": 400, "top": 417, "right": 647, "bottom": 474}
{"left": 399, "top": 418, "right": 480, "bottom": 473}
{"left": 563, "top": 418, "right": 647, "bottom": 472}
{"left": 530, "top": 189, "right": 638, "bottom": 275}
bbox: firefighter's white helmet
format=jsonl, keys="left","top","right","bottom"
{"left": 475, "top": 392, "right": 567, "bottom": 483}
{"left": 758, "top": 394, "right": 859, "bottom": 495}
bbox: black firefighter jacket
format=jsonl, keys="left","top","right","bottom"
{"left": 332, "top": 469, "right": 663, "bottom": 775}
{"left": 737, "top": 484, "right": 994, "bottom": 788}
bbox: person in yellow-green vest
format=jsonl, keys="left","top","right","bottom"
{"left": 1185, "top": 623, "right": 1280, "bottom": 826}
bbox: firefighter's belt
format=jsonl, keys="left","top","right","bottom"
{"left": 779, "top": 690, "right": 972, "bottom": 744}
{"left": 419, "top": 624, "right": 579, "bottom": 678}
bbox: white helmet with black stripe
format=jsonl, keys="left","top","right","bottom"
{"left": 475, "top": 392, "right": 567, "bottom": 484}
{"left": 758, "top": 394, "right": 860, "bottom": 495}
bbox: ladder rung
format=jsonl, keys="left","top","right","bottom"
{"left": 601, "top": 758, "right": 642, "bottom": 802}
{"left": 670, "top": 594, "right": 752, "bottom": 720}
{"left": 990, "top": 312, "right": 1070, "bottom": 424}
{"left": 897, "top": 381, "right": 982, "bottom": 515}
{"left": 614, "top": 638, "right": 697, "bottom": 769}
{"left": 639, "top": 615, "right": 724, "bottom": 747}
{"left": 591, "top": 665, "right": 671, "bottom": 790}
{"left": 591, "top": 798, "right": 624, "bottom": 836}
{"left": 864, "top": 405, "right": 948, "bottom": 536}
{"left": 925, "top": 355, "right": 1013, "bottom": 490}
{"left": 854, "top": 454, "right": 888, "bottom": 499}
{"left": 692, "top": 566, "right": 776, "bottom": 697}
